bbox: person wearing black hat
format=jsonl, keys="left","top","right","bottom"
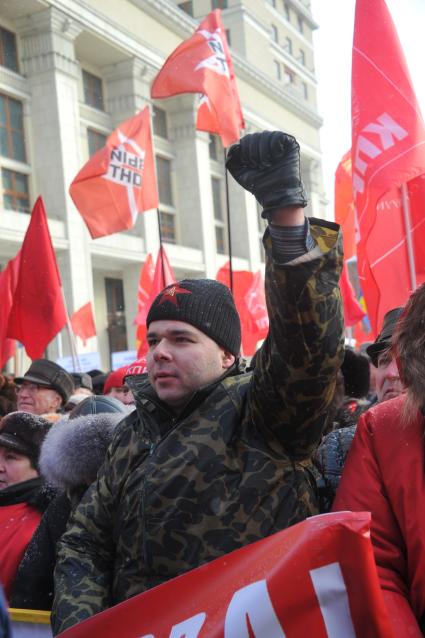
{"left": 52, "top": 130, "right": 344, "bottom": 634}
{"left": 14, "top": 360, "right": 74, "bottom": 416}
{"left": 0, "top": 412, "right": 54, "bottom": 599}
{"left": 366, "top": 307, "right": 405, "bottom": 404}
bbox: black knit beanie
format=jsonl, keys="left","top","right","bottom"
{"left": 146, "top": 279, "right": 241, "bottom": 356}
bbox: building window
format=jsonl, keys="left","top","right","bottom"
{"left": 178, "top": 1, "right": 193, "bottom": 15}
{"left": 159, "top": 211, "right": 176, "bottom": 244}
{"left": 284, "top": 66, "right": 295, "bottom": 85}
{"left": 0, "top": 27, "right": 18, "bottom": 72}
{"left": 212, "top": 177, "right": 226, "bottom": 254}
{"left": 284, "top": 3, "right": 290, "bottom": 21}
{"left": 215, "top": 226, "right": 226, "bottom": 255}
{"left": 2, "top": 169, "right": 30, "bottom": 213}
{"left": 156, "top": 156, "right": 173, "bottom": 206}
{"left": 225, "top": 29, "right": 232, "bottom": 47}
{"left": 82, "top": 70, "right": 104, "bottom": 110}
{"left": 284, "top": 37, "right": 292, "bottom": 55}
{"left": 297, "top": 16, "right": 304, "bottom": 34}
{"left": 211, "top": 0, "right": 228, "bottom": 8}
{"left": 209, "top": 134, "right": 222, "bottom": 160}
{"left": 274, "top": 60, "right": 281, "bottom": 80}
{"left": 299, "top": 49, "right": 306, "bottom": 66}
{"left": 0, "top": 94, "right": 25, "bottom": 162}
{"left": 302, "top": 81, "right": 308, "bottom": 100}
{"left": 211, "top": 177, "right": 223, "bottom": 221}
{"left": 153, "top": 106, "right": 168, "bottom": 139}
{"left": 271, "top": 24, "right": 278, "bottom": 43}
{"left": 87, "top": 128, "right": 107, "bottom": 156}
{"left": 105, "top": 278, "right": 128, "bottom": 355}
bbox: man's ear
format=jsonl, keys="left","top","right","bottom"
{"left": 221, "top": 350, "right": 236, "bottom": 370}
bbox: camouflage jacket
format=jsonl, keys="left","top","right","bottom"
{"left": 52, "top": 219, "right": 343, "bottom": 634}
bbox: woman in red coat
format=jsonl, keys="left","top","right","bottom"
{"left": 0, "top": 412, "right": 52, "bottom": 599}
{"left": 334, "top": 283, "right": 425, "bottom": 637}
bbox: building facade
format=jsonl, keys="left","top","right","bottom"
{"left": 0, "top": 0, "right": 326, "bottom": 371}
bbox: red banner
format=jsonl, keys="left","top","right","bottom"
{"left": 70, "top": 107, "right": 158, "bottom": 239}
{"left": 351, "top": 0, "right": 425, "bottom": 335}
{"left": 151, "top": 10, "right": 244, "bottom": 147}
{"left": 70, "top": 302, "right": 96, "bottom": 346}
{"left": 58, "top": 512, "right": 394, "bottom": 638}
{"left": 7, "top": 197, "right": 67, "bottom": 359}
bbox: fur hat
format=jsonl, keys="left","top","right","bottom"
{"left": 0, "top": 412, "right": 51, "bottom": 468}
{"left": 146, "top": 279, "right": 241, "bottom": 356}
{"left": 39, "top": 412, "right": 123, "bottom": 490}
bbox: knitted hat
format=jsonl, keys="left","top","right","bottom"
{"left": 103, "top": 367, "right": 127, "bottom": 394}
{"left": 146, "top": 279, "right": 241, "bottom": 356}
{"left": 0, "top": 411, "right": 51, "bottom": 468}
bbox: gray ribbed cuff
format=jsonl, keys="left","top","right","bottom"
{"left": 268, "top": 218, "right": 316, "bottom": 263}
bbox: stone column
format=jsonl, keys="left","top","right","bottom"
{"left": 16, "top": 7, "right": 96, "bottom": 357}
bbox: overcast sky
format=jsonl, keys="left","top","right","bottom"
{"left": 310, "top": 0, "right": 425, "bottom": 217}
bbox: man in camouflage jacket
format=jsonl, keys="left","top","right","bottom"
{"left": 52, "top": 131, "right": 344, "bottom": 634}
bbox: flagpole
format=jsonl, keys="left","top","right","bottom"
{"left": 61, "top": 288, "right": 81, "bottom": 371}
{"left": 223, "top": 148, "right": 234, "bottom": 293}
{"left": 156, "top": 209, "right": 166, "bottom": 288}
{"left": 401, "top": 183, "right": 417, "bottom": 291}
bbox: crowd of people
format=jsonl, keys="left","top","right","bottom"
{"left": 0, "top": 130, "right": 423, "bottom": 637}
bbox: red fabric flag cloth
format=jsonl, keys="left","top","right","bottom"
{"left": 340, "top": 261, "right": 366, "bottom": 327}
{"left": 0, "top": 253, "right": 20, "bottom": 368}
{"left": 134, "top": 253, "right": 155, "bottom": 357}
{"left": 136, "top": 247, "right": 175, "bottom": 358}
{"left": 216, "top": 263, "right": 267, "bottom": 356}
{"left": 69, "top": 106, "right": 158, "bottom": 239}
{"left": 70, "top": 302, "right": 96, "bottom": 346}
{"left": 151, "top": 10, "right": 244, "bottom": 147}
{"left": 7, "top": 197, "right": 67, "bottom": 360}
{"left": 335, "top": 150, "right": 357, "bottom": 261}
{"left": 58, "top": 512, "right": 394, "bottom": 638}
{"left": 352, "top": 0, "right": 425, "bottom": 335}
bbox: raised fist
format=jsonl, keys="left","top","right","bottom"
{"left": 226, "top": 131, "right": 307, "bottom": 216}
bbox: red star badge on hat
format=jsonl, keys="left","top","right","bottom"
{"left": 157, "top": 284, "right": 192, "bottom": 306}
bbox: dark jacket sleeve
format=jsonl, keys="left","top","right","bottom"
{"left": 248, "top": 218, "right": 344, "bottom": 459}
{"left": 10, "top": 492, "right": 71, "bottom": 611}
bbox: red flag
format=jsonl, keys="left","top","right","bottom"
{"left": 58, "top": 512, "right": 394, "bottom": 638}
{"left": 70, "top": 302, "right": 96, "bottom": 346}
{"left": 151, "top": 10, "right": 244, "bottom": 147}
{"left": 70, "top": 107, "right": 158, "bottom": 239}
{"left": 340, "top": 262, "right": 366, "bottom": 327}
{"left": 136, "top": 247, "right": 175, "bottom": 358}
{"left": 335, "top": 150, "right": 357, "bottom": 261}
{"left": 216, "top": 264, "right": 267, "bottom": 356}
{"left": 7, "top": 197, "right": 67, "bottom": 359}
{"left": 352, "top": 0, "right": 425, "bottom": 335}
{"left": 0, "top": 254, "right": 20, "bottom": 368}
{"left": 134, "top": 254, "right": 155, "bottom": 356}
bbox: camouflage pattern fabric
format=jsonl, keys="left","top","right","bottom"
{"left": 51, "top": 218, "right": 344, "bottom": 635}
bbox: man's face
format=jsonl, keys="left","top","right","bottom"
{"left": 0, "top": 446, "right": 38, "bottom": 489}
{"left": 147, "top": 320, "right": 235, "bottom": 412}
{"left": 375, "top": 350, "right": 405, "bottom": 403}
{"left": 107, "top": 386, "right": 134, "bottom": 405}
{"left": 16, "top": 381, "right": 62, "bottom": 415}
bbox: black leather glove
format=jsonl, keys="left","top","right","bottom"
{"left": 225, "top": 131, "right": 308, "bottom": 217}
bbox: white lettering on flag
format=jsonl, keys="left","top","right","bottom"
{"left": 353, "top": 113, "right": 408, "bottom": 197}
{"left": 138, "top": 613, "right": 206, "bottom": 638}
{"left": 103, "top": 129, "right": 146, "bottom": 224}
{"left": 196, "top": 29, "right": 229, "bottom": 77}
{"left": 224, "top": 579, "right": 286, "bottom": 638}
{"left": 310, "top": 562, "right": 356, "bottom": 638}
